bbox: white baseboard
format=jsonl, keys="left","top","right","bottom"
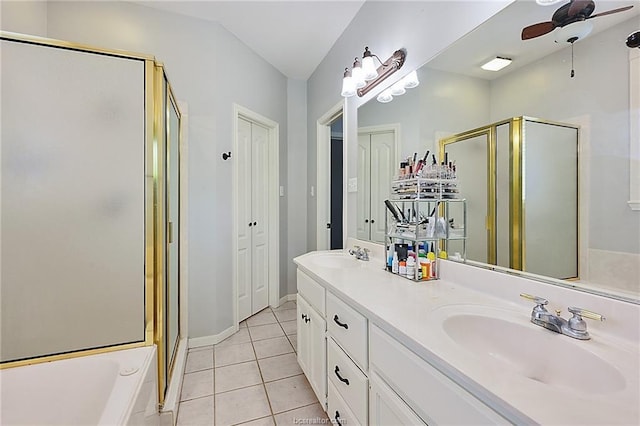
{"left": 277, "top": 293, "right": 296, "bottom": 306}
{"left": 188, "top": 325, "right": 238, "bottom": 349}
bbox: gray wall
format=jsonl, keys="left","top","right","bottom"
{"left": 306, "top": 0, "right": 513, "bottom": 249}
{"left": 2, "top": 1, "right": 296, "bottom": 339}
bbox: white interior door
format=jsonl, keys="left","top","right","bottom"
{"left": 370, "top": 132, "right": 394, "bottom": 243}
{"left": 250, "top": 122, "right": 269, "bottom": 314}
{"left": 237, "top": 118, "right": 253, "bottom": 321}
{"left": 357, "top": 134, "right": 370, "bottom": 240}
{"left": 237, "top": 118, "right": 269, "bottom": 321}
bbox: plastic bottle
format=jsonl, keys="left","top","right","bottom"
{"left": 406, "top": 256, "right": 416, "bottom": 279}
{"left": 391, "top": 252, "right": 399, "bottom": 274}
{"left": 387, "top": 244, "right": 394, "bottom": 271}
{"left": 399, "top": 260, "right": 407, "bottom": 276}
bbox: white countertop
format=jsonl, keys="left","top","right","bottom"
{"left": 294, "top": 248, "right": 640, "bottom": 426}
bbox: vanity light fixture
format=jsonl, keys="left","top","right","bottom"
{"left": 341, "top": 46, "right": 406, "bottom": 97}
{"left": 375, "top": 70, "right": 420, "bottom": 103}
{"left": 377, "top": 88, "right": 394, "bottom": 103}
{"left": 481, "top": 56, "right": 512, "bottom": 72}
{"left": 341, "top": 67, "right": 356, "bottom": 97}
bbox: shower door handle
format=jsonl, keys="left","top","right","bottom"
{"left": 168, "top": 222, "right": 174, "bottom": 244}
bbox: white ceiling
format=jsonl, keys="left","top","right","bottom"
{"left": 427, "top": 0, "right": 640, "bottom": 80}
{"left": 130, "top": 0, "right": 366, "bottom": 80}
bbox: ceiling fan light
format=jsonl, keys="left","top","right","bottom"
{"left": 554, "top": 21, "right": 593, "bottom": 44}
{"left": 377, "top": 88, "right": 393, "bottom": 103}
{"left": 402, "top": 70, "right": 420, "bottom": 88}
{"left": 535, "top": 0, "right": 563, "bottom": 5}
{"left": 481, "top": 56, "right": 512, "bottom": 71}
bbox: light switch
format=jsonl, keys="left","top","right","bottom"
{"left": 348, "top": 178, "right": 358, "bottom": 193}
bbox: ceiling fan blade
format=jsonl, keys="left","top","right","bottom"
{"left": 587, "top": 5, "right": 634, "bottom": 19}
{"left": 568, "top": 0, "right": 593, "bottom": 17}
{"left": 521, "top": 21, "right": 556, "bottom": 40}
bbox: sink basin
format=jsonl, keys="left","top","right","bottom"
{"left": 311, "top": 253, "right": 361, "bottom": 269}
{"left": 441, "top": 311, "right": 626, "bottom": 394}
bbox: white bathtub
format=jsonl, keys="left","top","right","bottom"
{"left": 0, "top": 346, "right": 159, "bottom": 426}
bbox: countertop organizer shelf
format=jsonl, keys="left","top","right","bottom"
{"left": 385, "top": 177, "right": 466, "bottom": 282}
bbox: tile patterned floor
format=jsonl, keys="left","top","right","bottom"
{"left": 177, "top": 300, "right": 329, "bottom": 426}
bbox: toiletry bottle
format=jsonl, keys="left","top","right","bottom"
{"left": 387, "top": 244, "right": 394, "bottom": 271}
{"left": 392, "top": 252, "right": 399, "bottom": 274}
{"left": 406, "top": 256, "right": 416, "bottom": 279}
{"left": 399, "top": 260, "right": 407, "bottom": 276}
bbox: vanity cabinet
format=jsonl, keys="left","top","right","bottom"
{"left": 369, "top": 324, "right": 509, "bottom": 425}
{"left": 296, "top": 271, "right": 327, "bottom": 406}
{"left": 369, "top": 372, "right": 426, "bottom": 426}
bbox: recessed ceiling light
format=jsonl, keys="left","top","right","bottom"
{"left": 481, "top": 56, "right": 512, "bottom": 72}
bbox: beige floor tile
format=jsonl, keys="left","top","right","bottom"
{"left": 214, "top": 342, "right": 255, "bottom": 367}
{"left": 274, "top": 309, "right": 297, "bottom": 323}
{"left": 272, "top": 301, "right": 296, "bottom": 312}
{"left": 240, "top": 320, "right": 248, "bottom": 328}
{"left": 180, "top": 369, "right": 214, "bottom": 401}
{"left": 215, "top": 384, "right": 271, "bottom": 426}
{"left": 258, "top": 353, "right": 302, "bottom": 382}
{"left": 246, "top": 309, "right": 278, "bottom": 327}
{"left": 176, "top": 395, "right": 214, "bottom": 425}
{"left": 249, "top": 323, "right": 285, "bottom": 341}
{"left": 252, "top": 336, "right": 293, "bottom": 359}
{"left": 217, "top": 328, "right": 251, "bottom": 347}
{"left": 287, "top": 335, "right": 297, "bottom": 352}
{"left": 236, "top": 416, "right": 275, "bottom": 426}
{"left": 265, "top": 375, "right": 317, "bottom": 414}
{"left": 279, "top": 320, "right": 297, "bottom": 336}
{"left": 273, "top": 403, "right": 328, "bottom": 426}
{"left": 215, "top": 360, "right": 262, "bottom": 394}
{"left": 184, "top": 348, "right": 214, "bottom": 373}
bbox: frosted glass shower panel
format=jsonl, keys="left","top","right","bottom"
{"left": 1, "top": 40, "right": 146, "bottom": 361}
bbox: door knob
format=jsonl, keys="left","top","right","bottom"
{"left": 248, "top": 222, "right": 252, "bottom": 227}
{"left": 370, "top": 219, "right": 375, "bottom": 224}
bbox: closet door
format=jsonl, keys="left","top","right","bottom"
{"left": 250, "top": 122, "right": 269, "bottom": 314}
{"left": 237, "top": 118, "right": 253, "bottom": 321}
{"left": 237, "top": 118, "right": 269, "bottom": 321}
{"left": 369, "top": 132, "right": 394, "bottom": 243}
{"left": 357, "top": 134, "right": 371, "bottom": 240}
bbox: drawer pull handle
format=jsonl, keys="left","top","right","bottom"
{"left": 334, "top": 411, "right": 343, "bottom": 425}
{"left": 333, "top": 315, "right": 349, "bottom": 329}
{"left": 334, "top": 366, "right": 350, "bottom": 385}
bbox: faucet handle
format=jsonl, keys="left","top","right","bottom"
{"left": 520, "top": 293, "right": 549, "bottom": 307}
{"left": 568, "top": 307, "right": 605, "bottom": 322}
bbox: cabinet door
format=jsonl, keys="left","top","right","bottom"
{"left": 296, "top": 294, "right": 310, "bottom": 375}
{"left": 370, "top": 372, "right": 426, "bottom": 426}
{"left": 307, "top": 303, "right": 327, "bottom": 407}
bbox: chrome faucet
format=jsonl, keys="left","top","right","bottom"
{"left": 520, "top": 293, "right": 605, "bottom": 340}
{"left": 348, "top": 245, "right": 370, "bottom": 261}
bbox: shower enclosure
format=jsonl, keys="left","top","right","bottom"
{"left": 1, "top": 32, "right": 182, "bottom": 406}
{"left": 440, "top": 116, "right": 579, "bottom": 280}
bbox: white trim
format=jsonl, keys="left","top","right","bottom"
{"left": 629, "top": 49, "right": 640, "bottom": 211}
{"left": 232, "top": 104, "right": 281, "bottom": 326}
{"left": 188, "top": 325, "right": 237, "bottom": 348}
{"left": 160, "top": 337, "right": 188, "bottom": 420}
{"left": 316, "top": 101, "right": 344, "bottom": 250}
{"left": 177, "top": 101, "right": 189, "bottom": 339}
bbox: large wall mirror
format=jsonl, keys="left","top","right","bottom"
{"left": 356, "top": 0, "right": 639, "bottom": 301}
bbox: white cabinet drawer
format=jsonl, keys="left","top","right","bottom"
{"left": 369, "top": 325, "right": 509, "bottom": 425}
{"left": 326, "top": 292, "right": 368, "bottom": 370}
{"left": 297, "top": 270, "right": 325, "bottom": 315}
{"left": 327, "top": 337, "right": 368, "bottom": 425}
{"left": 328, "top": 381, "right": 361, "bottom": 426}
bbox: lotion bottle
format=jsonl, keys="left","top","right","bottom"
{"left": 391, "top": 252, "right": 399, "bottom": 274}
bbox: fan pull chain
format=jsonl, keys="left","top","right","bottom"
{"left": 571, "top": 41, "right": 575, "bottom": 78}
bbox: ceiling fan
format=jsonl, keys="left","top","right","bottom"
{"left": 521, "top": 0, "right": 634, "bottom": 40}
